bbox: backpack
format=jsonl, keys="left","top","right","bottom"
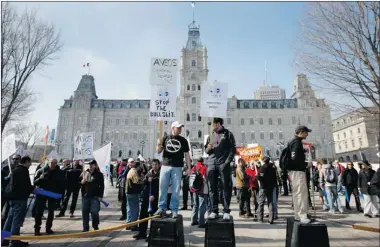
{"left": 324, "top": 167, "right": 337, "bottom": 183}
{"left": 279, "top": 145, "right": 291, "bottom": 170}
{"left": 189, "top": 168, "right": 204, "bottom": 193}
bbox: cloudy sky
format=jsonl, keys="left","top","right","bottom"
{"left": 12, "top": 1, "right": 321, "bottom": 131}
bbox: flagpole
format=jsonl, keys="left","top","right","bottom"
{"left": 88, "top": 63, "right": 90, "bottom": 75}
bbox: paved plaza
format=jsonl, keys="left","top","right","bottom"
{"left": 13, "top": 187, "right": 380, "bottom": 247}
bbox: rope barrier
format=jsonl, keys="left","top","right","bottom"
{"left": 352, "top": 224, "right": 380, "bottom": 233}
{"left": 5, "top": 215, "right": 160, "bottom": 241}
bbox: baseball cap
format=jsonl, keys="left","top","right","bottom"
{"left": 89, "top": 160, "right": 98, "bottom": 165}
{"left": 171, "top": 121, "right": 184, "bottom": 128}
{"left": 128, "top": 158, "right": 134, "bottom": 163}
{"left": 295, "top": 126, "right": 312, "bottom": 133}
{"left": 207, "top": 117, "right": 224, "bottom": 126}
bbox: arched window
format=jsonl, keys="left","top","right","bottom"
{"left": 186, "top": 130, "right": 190, "bottom": 137}
{"left": 198, "top": 85, "right": 201, "bottom": 90}
{"left": 353, "top": 154, "right": 358, "bottom": 161}
{"left": 192, "top": 60, "right": 196, "bottom": 66}
{"left": 186, "top": 113, "right": 190, "bottom": 121}
{"left": 345, "top": 155, "right": 351, "bottom": 162}
{"left": 128, "top": 150, "right": 132, "bottom": 157}
{"left": 198, "top": 115, "right": 201, "bottom": 121}
{"left": 362, "top": 153, "right": 367, "bottom": 161}
{"left": 192, "top": 84, "right": 196, "bottom": 91}
{"left": 198, "top": 130, "right": 202, "bottom": 138}
{"left": 266, "top": 149, "right": 271, "bottom": 157}
{"left": 187, "top": 85, "right": 190, "bottom": 90}
{"left": 137, "top": 150, "right": 141, "bottom": 156}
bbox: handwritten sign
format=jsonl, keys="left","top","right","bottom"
{"left": 239, "top": 146, "right": 263, "bottom": 163}
{"left": 150, "top": 57, "right": 178, "bottom": 85}
{"left": 149, "top": 84, "right": 176, "bottom": 120}
{"left": 192, "top": 149, "right": 203, "bottom": 159}
{"left": 200, "top": 81, "right": 228, "bottom": 118}
{"left": 74, "top": 132, "right": 94, "bottom": 160}
{"left": 1, "top": 134, "right": 16, "bottom": 162}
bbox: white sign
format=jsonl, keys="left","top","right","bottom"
{"left": 73, "top": 132, "right": 94, "bottom": 160}
{"left": 150, "top": 57, "right": 178, "bottom": 85}
{"left": 149, "top": 84, "right": 177, "bottom": 120}
{"left": 200, "top": 81, "right": 228, "bottom": 118}
{"left": 93, "top": 142, "right": 112, "bottom": 175}
{"left": 1, "top": 134, "right": 16, "bottom": 162}
{"left": 192, "top": 149, "right": 203, "bottom": 159}
{"left": 203, "top": 135, "right": 209, "bottom": 157}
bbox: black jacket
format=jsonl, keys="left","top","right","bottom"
{"left": 205, "top": 127, "right": 236, "bottom": 168}
{"left": 369, "top": 168, "right": 380, "bottom": 196}
{"left": 1, "top": 164, "right": 14, "bottom": 194}
{"left": 80, "top": 169, "right": 104, "bottom": 198}
{"left": 258, "top": 163, "right": 277, "bottom": 190}
{"left": 34, "top": 165, "right": 65, "bottom": 194}
{"left": 287, "top": 137, "right": 307, "bottom": 172}
{"left": 65, "top": 164, "right": 83, "bottom": 190}
{"left": 358, "top": 169, "right": 375, "bottom": 195}
{"left": 6, "top": 165, "right": 34, "bottom": 200}
{"left": 142, "top": 168, "right": 160, "bottom": 200}
{"left": 342, "top": 168, "right": 359, "bottom": 188}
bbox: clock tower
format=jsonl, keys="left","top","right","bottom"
{"left": 177, "top": 19, "right": 209, "bottom": 146}
{"left": 292, "top": 74, "right": 317, "bottom": 108}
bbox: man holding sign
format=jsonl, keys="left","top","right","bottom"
{"left": 205, "top": 118, "right": 236, "bottom": 221}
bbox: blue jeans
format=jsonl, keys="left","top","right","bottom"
{"left": 158, "top": 166, "right": 182, "bottom": 213}
{"left": 326, "top": 186, "right": 343, "bottom": 213}
{"left": 272, "top": 187, "right": 278, "bottom": 217}
{"left": 82, "top": 197, "right": 100, "bottom": 231}
{"left": 3, "top": 200, "right": 27, "bottom": 246}
{"left": 126, "top": 193, "right": 140, "bottom": 224}
{"left": 191, "top": 194, "right": 208, "bottom": 225}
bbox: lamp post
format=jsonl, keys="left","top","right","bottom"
{"left": 140, "top": 141, "right": 145, "bottom": 157}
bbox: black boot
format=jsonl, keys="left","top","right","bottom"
{"left": 34, "top": 228, "right": 41, "bottom": 236}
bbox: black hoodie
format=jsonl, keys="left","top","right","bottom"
{"left": 342, "top": 168, "right": 359, "bottom": 188}
{"left": 142, "top": 168, "right": 160, "bottom": 200}
{"left": 258, "top": 162, "right": 277, "bottom": 190}
{"left": 34, "top": 165, "right": 65, "bottom": 194}
{"left": 205, "top": 127, "right": 236, "bottom": 168}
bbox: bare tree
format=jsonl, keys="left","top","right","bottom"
{"left": 10, "top": 122, "right": 45, "bottom": 149}
{"left": 1, "top": 2, "right": 62, "bottom": 133}
{"left": 294, "top": 2, "right": 380, "bottom": 115}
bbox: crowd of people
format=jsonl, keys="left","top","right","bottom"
{"left": 1, "top": 118, "right": 380, "bottom": 247}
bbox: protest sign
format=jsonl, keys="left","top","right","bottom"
{"left": 93, "top": 142, "right": 111, "bottom": 175}
{"left": 149, "top": 84, "right": 176, "bottom": 120}
{"left": 1, "top": 134, "right": 16, "bottom": 162}
{"left": 200, "top": 81, "right": 228, "bottom": 118}
{"left": 192, "top": 149, "right": 203, "bottom": 159}
{"left": 73, "top": 132, "right": 94, "bottom": 160}
{"left": 150, "top": 57, "right": 178, "bottom": 85}
{"left": 239, "top": 146, "right": 264, "bottom": 163}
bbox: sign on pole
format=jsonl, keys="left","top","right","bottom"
{"left": 73, "top": 132, "right": 94, "bottom": 160}
{"left": 192, "top": 149, "right": 203, "bottom": 159}
{"left": 1, "top": 134, "right": 16, "bottom": 162}
{"left": 200, "top": 81, "right": 228, "bottom": 118}
{"left": 150, "top": 58, "right": 178, "bottom": 86}
{"left": 149, "top": 84, "right": 177, "bottom": 120}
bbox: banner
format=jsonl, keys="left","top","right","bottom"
{"left": 200, "top": 81, "right": 228, "bottom": 118}
{"left": 93, "top": 142, "right": 112, "bottom": 175}
{"left": 149, "top": 84, "right": 176, "bottom": 120}
{"left": 239, "top": 146, "right": 264, "bottom": 163}
{"left": 1, "top": 134, "right": 16, "bottom": 162}
{"left": 150, "top": 57, "right": 178, "bottom": 86}
{"left": 73, "top": 132, "right": 94, "bottom": 160}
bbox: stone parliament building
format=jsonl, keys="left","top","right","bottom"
{"left": 56, "top": 19, "right": 334, "bottom": 160}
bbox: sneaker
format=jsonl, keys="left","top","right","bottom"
{"left": 172, "top": 212, "right": 178, "bottom": 219}
{"left": 300, "top": 218, "right": 311, "bottom": 224}
{"left": 223, "top": 213, "right": 230, "bottom": 221}
{"left": 70, "top": 213, "right": 75, "bottom": 218}
{"left": 55, "top": 213, "right": 64, "bottom": 218}
{"left": 46, "top": 229, "right": 55, "bottom": 235}
{"left": 364, "top": 214, "right": 372, "bottom": 218}
{"left": 207, "top": 212, "right": 218, "bottom": 220}
{"left": 191, "top": 221, "right": 199, "bottom": 226}
{"left": 154, "top": 208, "right": 166, "bottom": 217}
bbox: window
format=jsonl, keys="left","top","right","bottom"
{"left": 268, "top": 118, "right": 273, "bottom": 125}
{"left": 259, "top": 118, "right": 263, "bottom": 125}
{"left": 250, "top": 118, "right": 254, "bottom": 125}
{"left": 241, "top": 119, "right": 245, "bottom": 125}
{"left": 191, "top": 97, "right": 196, "bottom": 104}
{"left": 292, "top": 116, "right": 296, "bottom": 124}
{"left": 279, "top": 132, "right": 283, "bottom": 139}
{"left": 134, "top": 117, "right": 138, "bottom": 125}
{"left": 106, "top": 132, "right": 110, "bottom": 140}
{"left": 344, "top": 141, "right": 348, "bottom": 149}
{"left": 191, "top": 113, "right": 196, "bottom": 121}
{"left": 186, "top": 113, "right": 190, "bottom": 121}
{"left": 227, "top": 118, "right": 231, "bottom": 125}
{"left": 133, "top": 133, "right": 137, "bottom": 140}
{"left": 124, "top": 132, "right": 128, "bottom": 141}
{"left": 192, "top": 60, "right": 196, "bottom": 66}
{"left": 192, "top": 84, "right": 196, "bottom": 91}
{"left": 277, "top": 118, "right": 282, "bottom": 125}
{"left": 351, "top": 139, "right": 355, "bottom": 148}
{"left": 198, "top": 85, "right": 201, "bottom": 90}
{"left": 187, "top": 85, "right": 190, "bottom": 90}
{"left": 186, "top": 130, "right": 190, "bottom": 137}
{"left": 358, "top": 138, "right": 363, "bottom": 146}
{"left": 350, "top": 130, "right": 353, "bottom": 136}
{"left": 270, "top": 132, "right": 274, "bottom": 140}
{"left": 343, "top": 132, "right": 346, "bottom": 138}
{"left": 143, "top": 132, "right": 147, "bottom": 140}
{"left": 241, "top": 132, "right": 246, "bottom": 142}
{"left": 124, "top": 118, "right": 129, "bottom": 125}
{"left": 260, "top": 132, "right": 264, "bottom": 140}
{"left": 250, "top": 132, "right": 255, "bottom": 140}
{"left": 308, "top": 116, "right": 312, "bottom": 124}
{"left": 337, "top": 134, "right": 340, "bottom": 140}
{"left": 115, "top": 132, "right": 119, "bottom": 142}
{"left": 198, "top": 130, "right": 202, "bottom": 138}
{"left": 143, "top": 118, "right": 147, "bottom": 125}
{"left": 357, "top": 128, "right": 360, "bottom": 134}
{"left": 198, "top": 115, "right": 201, "bottom": 121}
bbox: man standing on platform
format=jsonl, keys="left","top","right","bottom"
{"left": 205, "top": 118, "right": 236, "bottom": 221}
{"left": 154, "top": 121, "right": 191, "bottom": 219}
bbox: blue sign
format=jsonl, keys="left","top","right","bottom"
{"left": 50, "top": 129, "right": 55, "bottom": 141}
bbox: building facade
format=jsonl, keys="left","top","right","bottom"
{"left": 56, "top": 19, "right": 334, "bottom": 160}
{"left": 332, "top": 108, "right": 379, "bottom": 163}
{"left": 253, "top": 85, "right": 286, "bottom": 100}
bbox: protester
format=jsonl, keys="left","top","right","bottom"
{"left": 155, "top": 121, "right": 191, "bottom": 219}
{"left": 2, "top": 156, "right": 34, "bottom": 247}
{"left": 246, "top": 161, "right": 259, "bottom": 219}
{"left": 118, "top": 159, "right": 129, "bottom": 220}
{"left": 315, "top": 161, "right": 328, "bottom": 210}
{"left": 369, "top": 168, "right": 380, "bottom": 200}
{"left": 358, "top": 161, "right": 379, "bottom": 218}
{"left": 181, "top": 164, "right": 192, "bottom": 210}
{"left": 205, "top": 118, "right": 236, "bottom": 221}
{"left": 342, "top": 162, "right": 362, "bottom": 212}
{"left": 190, "top": 157, "right": 208, "bottom": 228}
{"left": 80, "top": 160, "right": 104, "bottom": 232}
{"left": 33, "top": 158, "right": 65, "bottom": 235}
{"left": 125, "top": 161, "right": 143, "bottom": 231}
{"left": 236, "top": 158, "right": 250, "bottom": 218}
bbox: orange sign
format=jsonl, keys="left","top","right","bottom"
{"left": 239, "top": 146, "right": 263, "bottom": 163}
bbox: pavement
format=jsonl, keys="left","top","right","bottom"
{"left": 6, "top": 185, "right": 380, "bottom": 247}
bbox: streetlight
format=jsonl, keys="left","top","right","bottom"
{"left": 140, "top": 141, "right": 145, "bottom": 157}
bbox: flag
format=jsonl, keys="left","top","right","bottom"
{"left": 192, "top": 2, "right": 195, "bottom": 8}
{"left": 83, "top": 63, "right": 90, "bottom": 67}
{"left": 43, "top": 125, "right": 49, "bottom": 144}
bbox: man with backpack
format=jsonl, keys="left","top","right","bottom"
{"left": 319, "top": 158, "right": 344, "bottom": 214}
{"left": 279, "top": 126, "right": 312, "bottom": 224}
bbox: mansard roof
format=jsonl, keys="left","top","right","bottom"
{"left": 236, "top": 99, "right": 298, "bottom": 109}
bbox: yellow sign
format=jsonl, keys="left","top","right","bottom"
{"left": 239, "top": 146, "right": 263, "bottom": 162}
